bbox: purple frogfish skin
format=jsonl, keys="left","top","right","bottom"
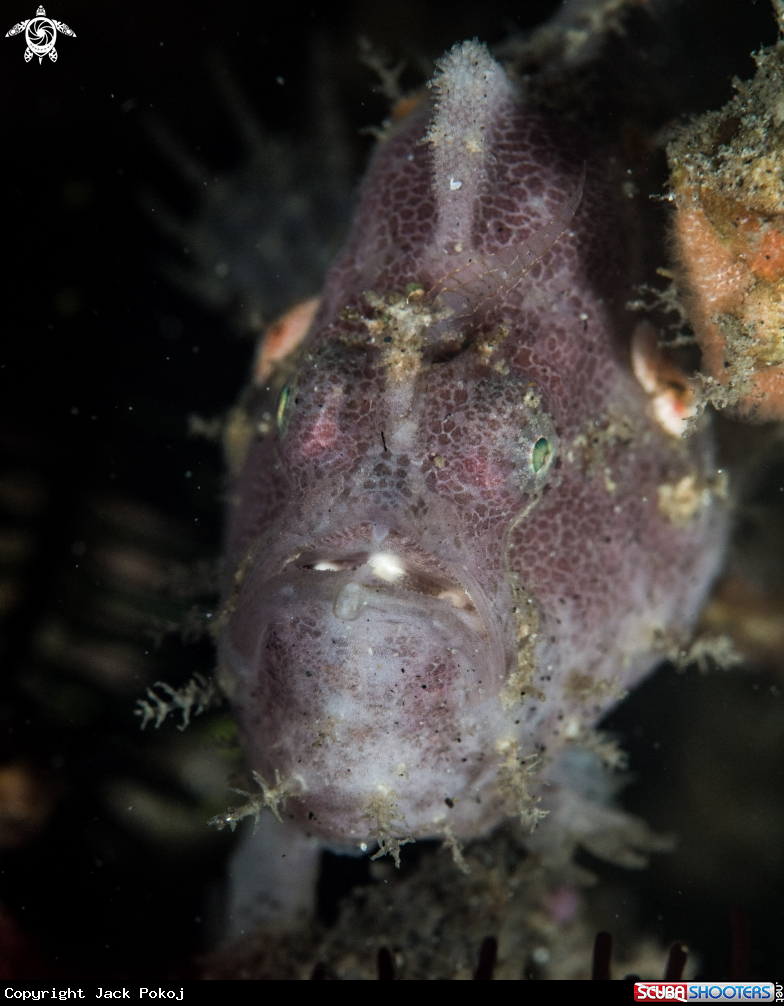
{"left": 217, "top": 42, "right": 728, "bottom": 887}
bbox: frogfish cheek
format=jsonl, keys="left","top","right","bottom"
{"left": 222, "top": 569, "right": 500, "bottom": 841}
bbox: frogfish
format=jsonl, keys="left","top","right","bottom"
{"left": 215, "top": 41, "right": 728, "bottom": 929}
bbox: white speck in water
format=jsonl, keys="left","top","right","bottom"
{"left": 564, "top": 716, "right": 582, "bottom": 739}
{"left": 449, "top": 177, "right": 462, "bottom": 190}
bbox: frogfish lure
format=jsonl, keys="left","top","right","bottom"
{"left": 216, "top": 41, "right": 728, "bottom": 922}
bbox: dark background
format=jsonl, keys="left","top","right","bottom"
{"left": 0, "top": 0, "right": 782, "bottom": 980}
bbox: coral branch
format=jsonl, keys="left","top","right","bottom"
{"left": 358, "top": 36, "right": 406, "bottom": 105}
{"left": 496, "top": 739, "right": 548, "bottom": 831}
{"left": 363, "top": 787, "right": 413, "bottom": 868}
{"left": 669, "top": 633, "right": 744, "bottom": 674}
{"left": 208, "top": 770, "right": 297, "bottom": 832}
{"left": 135, "top": 673, "right": 222, "bottom": 731}
{"left": 441, "top": 824, "right": 471, "bottom": 875}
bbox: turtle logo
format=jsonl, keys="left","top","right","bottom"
{"left": 5, "top": 6, "right": 76, "bottom": 63}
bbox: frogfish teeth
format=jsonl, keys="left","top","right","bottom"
{"left": 218, "top": 42, "right": 728, "bottom": 877}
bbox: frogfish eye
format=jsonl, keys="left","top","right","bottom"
{"left": 530, "top": 436, "right": 553, "bottom": 473}
{"left": 276, "top": 385, "right": 291, "bottom": 432}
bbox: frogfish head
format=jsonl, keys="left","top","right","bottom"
{"left": 220, "top": 339, "right": 561, "bottom": 846}
{"left": 218, "top": 38, "right": 727, "bottom": 860}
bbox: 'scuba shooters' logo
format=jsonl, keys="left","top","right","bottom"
{"left": 635, "top": 983, "right": 781, "bottom": 1002}
{"left": 5, "top": 6, "right": 76, "bottom": 63}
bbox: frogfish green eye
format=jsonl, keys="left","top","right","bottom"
{"left": 531, "top": 437, "right": 552, "bottom": 473}
{"left": 276, "top": 385, "right": 291, "bottom": 432}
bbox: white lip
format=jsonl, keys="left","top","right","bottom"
{"left": 300, "top": 549, "right": 478, "bottom": 618}
{"left": 367, "top": 552, "right": 406, "bottom": 581}
{"left": 313, "top": 551, "right": 413, "bottom": 580}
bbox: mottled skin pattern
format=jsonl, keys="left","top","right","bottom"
{"left": 219, "top": 46, "right": 727, "bottom": 856}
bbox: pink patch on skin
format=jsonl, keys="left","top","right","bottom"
{"left": 548, "top": 886, "right": 580, "bottom": 925}
{"left": 461, "top": 455, "right": 502, "bottom": 490}
{"left": 299, "top": 392, "right": 341, "bottom": 457}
